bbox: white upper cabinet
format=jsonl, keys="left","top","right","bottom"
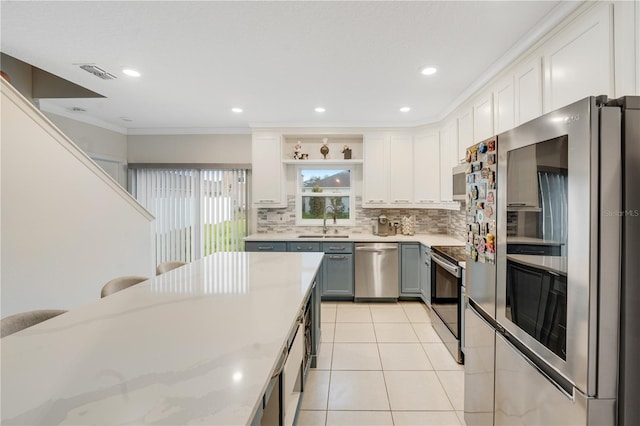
{"left": 473, "top": 94, "right": 494, "bottom": 143}
{"left": 543, "top": 2, "right": 612, "bottom": 112}
{"left": 388, "top": 134, "right": 414, "bottom": 205}
{"left": 457, "top": 109, "right": 473, "bottom": 163}
{"left": 515, "top": 58, "right": 543, "bottom": 125}
{"left": 440, "top": 121, "right": 458, "bottom": 202}
{"left": 413, "top": 132, "right": 440, "bottom": 204}
{"left": 362, "top": 133, "right": 389, "bottom": 206}
{"left": 252, "top": 133, "right": 286, "bottom": 207}
{"left": 493, "top": 76, "right": 515, "bottom": 134}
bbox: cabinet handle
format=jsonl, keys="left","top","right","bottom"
{"left": 418, "top": 199, "right": 435, "bottom": 203}
{"left": 394, "top": 199, "right": 410, "bottom": 203}
{"left": 329, "top": 255, "right": 347, "bottom": 260}
{"left": 271, "top": 346, "right": 289, "bottom": 379}
{"left": 258, "top": 246, "right": 274, "bottom": 250}
{"left": 296, "top": 246, "right": 314, "bottom": 251}
{"left": 367, "top": 199, "right": 384, "bottom": 203}
{"left": 258, "top": 199, "right": 275, "bottom": 203}
{"left": 328, "top": 246, "right": 346, "bottom": 251}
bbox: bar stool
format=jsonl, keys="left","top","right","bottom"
{"left": 1, "top": 309, "right": 67, "bottom": 338}
{"left": 156, "top": 261, "right": 187, "bottom": 276}
{"left": 100, "top": 276, "right": 148, "bottom": 298}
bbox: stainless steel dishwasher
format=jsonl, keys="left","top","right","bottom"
{"left": 355, "top": 243, "right": 399, "bottom": 300}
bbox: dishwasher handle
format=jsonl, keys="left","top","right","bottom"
{"left": 355, "top": 246, "right": 398, "bottom": 253}
{"left": 431, "top": 252, "right": 461, "bottom": 277}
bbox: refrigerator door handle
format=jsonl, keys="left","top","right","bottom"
{"left": 498, "top": 332, "right": 575, "bottom": 402}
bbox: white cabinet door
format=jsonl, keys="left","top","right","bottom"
{"left": 457, "top": 110, "right": 472, "bottom": 163}
{"left": 473, "top": 95, "right": 493, "bottom": 143}
{"left": 493, "top": 76, "right": 515, "bottom": 134}
{"left": 543, "top": 3, "right": 612, "bottom": 112}
{"left": 252, "top": 133, "right": 286, "bottom": 207}
{"left": 413, "top": 133, "right": 440, "bottom": 204}
{"left": 440, "top": 121, "right": 458, "bottom": 202}
{"left": 362, "top": 133, "right": 389, "bottom": 206}
{"left": 389, "top": 134, "right": 413, "bottom": 205}
{"left": 515, "top": 58, "right": 542, "bottom": 125}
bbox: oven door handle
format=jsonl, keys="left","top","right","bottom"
{"left": 431, "top": 253, "right": 461, "bottom": 278}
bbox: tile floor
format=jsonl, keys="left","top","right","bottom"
{"left": 298, "top": 301, "right": 465, "bottom": 426}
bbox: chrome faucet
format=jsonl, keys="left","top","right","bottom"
{"left": 323, "top": 205, "right": 336, "bottom": 234}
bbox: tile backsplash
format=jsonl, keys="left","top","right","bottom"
{"left": 256, "top": 196, "right": 466, "bottom": 242}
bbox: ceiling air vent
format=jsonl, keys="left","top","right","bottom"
{"left": 79, "top": 64, "right": 117, "bottom": 80}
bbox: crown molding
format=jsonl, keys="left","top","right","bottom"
{"left": 126, "top": 127, "right": 251, "bottom": 135}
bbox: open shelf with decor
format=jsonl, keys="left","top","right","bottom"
{"left": 282, "top": 135, "right": 363, "bottom": 162}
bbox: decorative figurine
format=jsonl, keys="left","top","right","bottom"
{"left": 293, "top": 141, "right": 302, "bottom": 159}
{"left": 342, "top": 144, "right": 352, "bottom": 159}
{"left": 320, "top": 138, "right": 329, "bottom": 159}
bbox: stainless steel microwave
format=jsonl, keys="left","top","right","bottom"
{"left": 452, "top": 164, "right": 466, "bottom": 200}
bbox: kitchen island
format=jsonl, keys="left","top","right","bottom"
{"left": 1, "top": 252, "right": 323, "bottom": 425}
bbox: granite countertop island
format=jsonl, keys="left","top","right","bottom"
{"left": 1, "top": 252, "right": 324, "bottom": 425}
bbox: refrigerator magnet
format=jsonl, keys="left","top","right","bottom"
{"left": 478, "top": 182, "right": 487, "bottom": 199}
{"left": 488, "top": 140, "right": 496, "bottom": 151}
{"left": 478, "top": 237, "right": 486, "bottom": 253}
{"left": 486, "top": 234, "right": 495, "bottom": 253}
{"left": 471, "top": 247, "right": 478, "bottom": 262}
{"left": 478, "top": 142, "right": 488, "bottom": 153}
{"left": 487, "top": 190, "right": 495, "bottom": 204}
{"left": 485, "top": 205, "right": 494, "bottom": 219}
{"left": 487, "top": 153, "right": 496, "bottom": 165}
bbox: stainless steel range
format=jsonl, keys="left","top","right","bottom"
{"left": 430, "top": 245, "right": 466, "bottom": 364}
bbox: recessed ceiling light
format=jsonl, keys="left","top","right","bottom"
{"left": 400, "top": 107, "right": 411, "bottom": 112}
{"left": 421, "top": 66, "right": 437, "bottom": 76}
{"left": 315, "top": 107, "right": 326, "bottom": 113}
{"left": 122, "top": 68, "right": 141, "bottom": 77}
{"left": 231, "top": 107, "right": 243, "bottom": 113}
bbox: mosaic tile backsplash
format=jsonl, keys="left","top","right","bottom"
{"left": 257, "top": 196, "right": 466, "bottom": 242}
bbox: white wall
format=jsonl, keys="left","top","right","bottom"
{"left": 127, "top": 134, "right": 251, "bottom": 164}
{"left": 43, "top": 112, "right": 128, "bottom": 162}
{"left": 1, "top": 80, "right": 154, "bottom": 318}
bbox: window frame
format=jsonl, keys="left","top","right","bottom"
{"left": 295, "top": 165, "right": 355, "bottom": 227}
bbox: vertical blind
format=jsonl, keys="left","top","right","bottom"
{"left": 130, "top": 168, "right": 247, "bottom": 265}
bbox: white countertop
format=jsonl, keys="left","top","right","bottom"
{"left": 507, "top": 236, "right": 565, "bottom": 246}
{"left": 1, "top": 252, "right": 324, "bottom": 425}
{"left": 507, "top": 254, "right": 567, "bottom": 275}
{"left": 245, "top": 233, "right": 465, "bottom": 248}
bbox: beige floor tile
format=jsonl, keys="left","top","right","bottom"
{"left": 422, "top": 343, "right": 464, "bottom": 371}
{"left": 315, "top": 342, "right": 333, "bottom": 370}
{"left": 437, "top": 370, "right": 465, "bottom": 411}
{"left": 370, "top": 306, "right": 410, "bottom": 323}
{"left": 378, "top": 343, "right": 433, "bottom": 370}
{"left": 301, "top": 370, "right": 330, "bottom": 410}
{"left": 326, "top": 410, "right": 393, "bottom": 425}
{"left": 402, "top": 305, "right": 433, "bottom": 323}
{"left": 331, "top": 343, "right": 382, "bottom": 370}
{"left": 321, "top": 302, "right": 338, "bottom": 307}
{"left": 334, "top": 323, "right": 376, "bottom": 343}
{"left": 321, "top": 306, "right": 337, "bottom": 323}
{"left": 384, "top": 371, "right": 453, "bottom": 411}
{"left": 328, "top": 371, "right": 390, "bottom": 410}
{"left": 457, "top": 410, "right": 467, "bottom": 425}
{"left": 411, "top": 323, "right": 443, "bottom": 343}
{"left": 321, "top": 323, "right": 335, "bottom": 343}
{"left": 374, "top": 323, "right": 419, "bottom": 342}
{"left": 297, "top": 410, "right": 327, "bottom": 426}
{"left": 392, "top": 411, "right": 462, "bottom": 426}
{"left": 335, "top": 306, "right": 372, "bottom": 323}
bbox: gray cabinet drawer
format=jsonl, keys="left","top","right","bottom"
{"left": 245, "top": 241, "right": 287, "bottom": 252}
{"left": 400, "top": 243, "right": 421, "bottom": 295}
{"left": 287, "top": 242, "right": 321, "bottom": 252}
{"left": 321, "top": 242, "right": 354, "bottom": 253}
{"left": 322, "top": 253, "right": 354, "bottom": 297}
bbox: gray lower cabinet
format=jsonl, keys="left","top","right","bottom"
{"left": 420, "top": 244, "right": 432, "bottom": 304}
{"left": 400, "top": 243, "right": 421, "bottom": 296}
{"left": 246, "top": 241, "right": 288, "bottom": 252}
{"left": 321, "top": 242, "right": 354, "bottom": 299}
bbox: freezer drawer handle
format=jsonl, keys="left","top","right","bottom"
{"left": 431, "top": 252, "right": 461, "bottom": 277}
{"left": 498, "top": 333, "right": 575, "bottom": 401}
{"left": 258, "top": 246, "right": 274, "bottom": 250}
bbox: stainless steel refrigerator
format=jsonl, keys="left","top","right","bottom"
{"left": 464, "top": 96, "right": 639, "bottom": 425}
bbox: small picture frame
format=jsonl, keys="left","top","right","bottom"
{"left": 486, "top": 190, "right": 495, "bottom": 204}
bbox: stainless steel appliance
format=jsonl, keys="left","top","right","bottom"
{"left": 430, "top": 245, "right": 466, "bottom": 363}
{"left": 354, "top": 243, "right": 398, "bottom": 300}
{"left": 377, "top": 215, "right": 389, "bottom": 237}
{"left": 452, "top": 163, "right": 467, "bottom": 201}
{"left": 464, "top": 96, "right": 640, "bottom": 425}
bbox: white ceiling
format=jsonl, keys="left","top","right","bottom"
{"left": 1, "top": 1, "right": 571, "bottom": 134}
